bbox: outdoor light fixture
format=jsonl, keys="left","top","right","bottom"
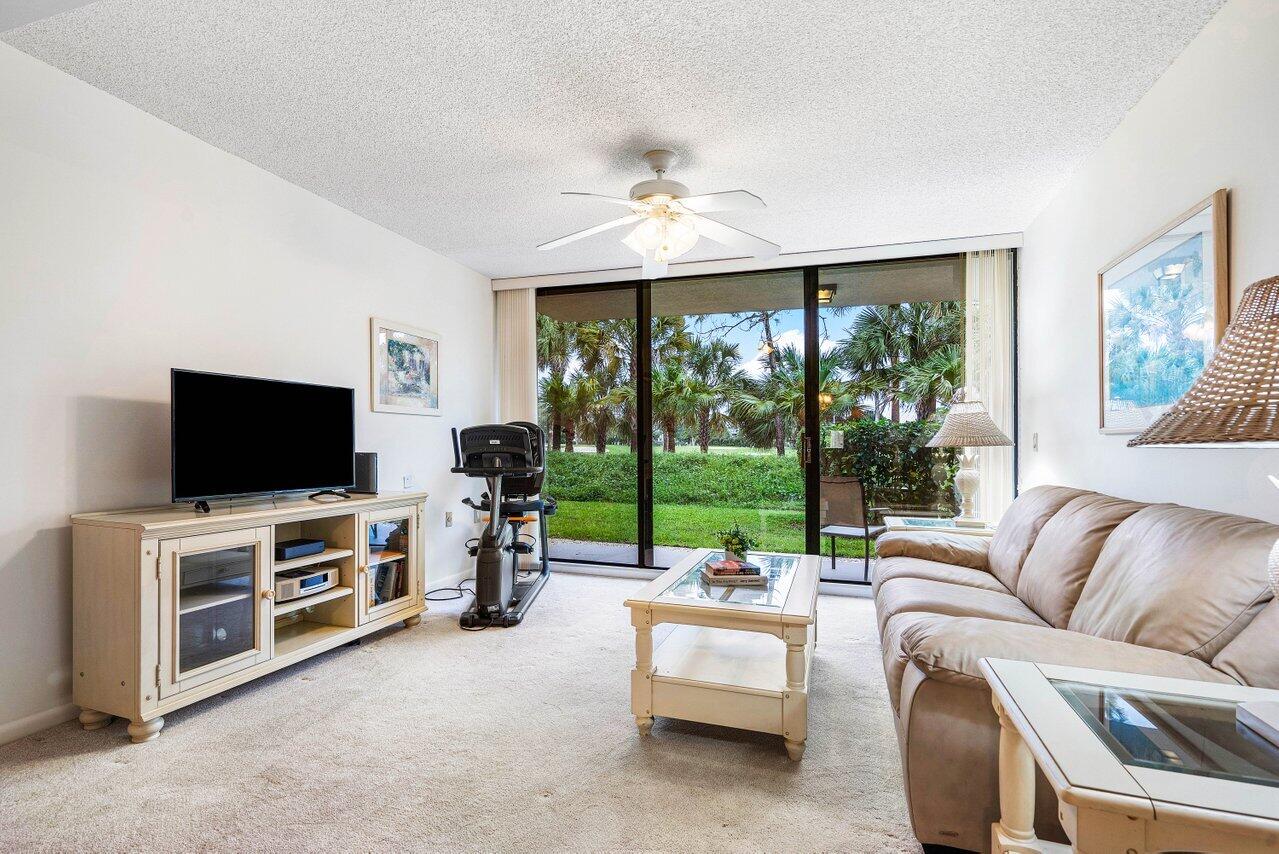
{"left": 817, "top": 283, "right": 837, "bottom": 305}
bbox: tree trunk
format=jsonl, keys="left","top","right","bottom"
{"left": 698, "top": 410, "right": 711, "bottom": 453}
{"left": 552, "top": 417, "right": 563, "bottom": 451}
{"left": 759, "top": 312, "right": 787, "bottom": 455}
{"left": 890, "top": 395, "right": 900, "bottom": 423}
{"left": 564, "top": 420, "right": 575, "bottom": 453}
{"left": 595, "top": 426, "right": 607, "bottom": 454}
{"left": 916, "top": 396, "right": 936, "bottom": 422}
{"left": 662, "top": 418, "right": 677, "bottom": 453}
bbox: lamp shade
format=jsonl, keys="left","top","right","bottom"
{"left": 927, "top": 390, "right": 1013, "bottom": 448}
{"left": 1129, "top": 275, "right": 1279, "bottom": 447}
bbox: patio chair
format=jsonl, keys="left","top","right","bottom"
{"left": 818, "top": 475, "right": 887, "bottom": 581}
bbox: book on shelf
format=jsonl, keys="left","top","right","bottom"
{"left": 700, "top": 568, "right": 767, "bottom": 586}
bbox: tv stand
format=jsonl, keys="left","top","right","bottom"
{"left": 71, "top": 491, "right": 427, "bottom": 742}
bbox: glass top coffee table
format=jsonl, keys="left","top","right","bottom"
{"left": 624, "top": 548, "right": 820, "bottom": 760}
{"left": 980, "top": 658, "right": 1279, "bottom": 853}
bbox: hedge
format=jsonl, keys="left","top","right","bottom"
{"left": 546, "top": 450, "right": 804, "bottom": 508}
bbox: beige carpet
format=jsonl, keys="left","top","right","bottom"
{"left": 0, "top": 573, "right": 917, "bottom": 852}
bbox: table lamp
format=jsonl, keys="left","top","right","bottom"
{"left": 927, "top": 388, "right": 1012, "bottom": 527}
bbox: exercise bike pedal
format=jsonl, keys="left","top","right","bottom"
{"left": 511, "top": 542, "right": 535, "bottom": 555}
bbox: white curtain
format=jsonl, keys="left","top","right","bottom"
{"left": 965, "top": 250, "right": 1016, "bottom": 523}
{"left": 494, "top": 288, "right": 538, "bottom": 423}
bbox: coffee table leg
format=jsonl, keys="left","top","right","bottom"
{"left": 783, "top": 627, "right": 808, "bottom": 760}
{"left": 631, "top": 607, "right": 654, "bottom": 735}
{"left": 990, "top": 693, "right": 1042, "bottom": 853}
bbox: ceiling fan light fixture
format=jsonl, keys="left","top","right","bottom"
{"left": 622, "top": 211, "right": 699, "bottom": 263}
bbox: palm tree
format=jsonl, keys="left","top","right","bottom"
{"left": 837, "top": 302, "right": 963, "bottom": 421}
{"left": 651, "top": 361, "right": 695, "bottom": 453}
{"left": 732, "top": 346, "right": 862, "bottom": 460}
{"left": 560, "top": 374, "right": 598, "bottom": 453}
{"left": 538, "top": 374, "right": 572, "bottom": 451}
{"left": 684, "top": 338, "right": 741, "bottom": 452}
{"left": 900, "top": 344, "right": 963, "bottom": 421}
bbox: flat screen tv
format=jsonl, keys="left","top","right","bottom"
{"left": 171, "top": 369, "right": 355, "bottom": 503}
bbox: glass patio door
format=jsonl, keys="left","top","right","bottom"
{"left": 647, "top": 270, "right": 807, "bottom": 568}
{"left": 533, "top": 251, "right": 1003, "bottom": 582}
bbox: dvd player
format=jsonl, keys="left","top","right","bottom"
{"left": 275, "top": 565, "right": 338, "bottom": 601}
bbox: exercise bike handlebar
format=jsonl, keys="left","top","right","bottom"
{"left": 450, "top": 465, "right": 542, "bottom": 475}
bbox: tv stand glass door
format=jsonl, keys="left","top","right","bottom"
{"left": 158, "top": 527, "right": 272, "bottom": 698}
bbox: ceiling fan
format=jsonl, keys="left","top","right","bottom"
{"left": 537, "top": 149, "right": 780, "bottom": 278}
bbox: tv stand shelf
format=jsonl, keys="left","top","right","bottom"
{"left": 274, "top": 546, "right": 356, "bottom": 573}
{"left": 273, "top": 585, "right": 353, "bottom": 617}
{"left": 71, "top": 490, "right": 427, "bottom": 743}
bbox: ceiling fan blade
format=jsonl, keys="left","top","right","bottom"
{"left": 641, "top": 252, "right": 667, "bottom": 280}
{"left": 537, "top": 214, "right": 643, "bottom": 251}
{"left": 674, "top": 190, "right": 765, "bottom": 213}
{"left": 685, "top": 213, "right": 780, "bottom": 259}
{"left": 562, "top": 192, "right": 645, "bottom": 208}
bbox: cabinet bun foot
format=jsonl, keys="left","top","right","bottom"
{"left": 78, "top": 709, "right": 112, "bottom": 731}
{"left": 636, "top": 716, "right": 654, "bottom": 735}
{"left": 403, "top": 614, "right": 422, "bottom": 628}
{"left": 127, "top": 716, "right": 164, "bottom": 743}
{"left": 784, "top": 739, "right": 805, "bottom": 761}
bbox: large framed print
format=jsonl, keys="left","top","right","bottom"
{"left": 371, "top": 317, "right": 441, "bottom": 416}
{"left": 1098, "top": 189, "right": 1229, "bottom": 434}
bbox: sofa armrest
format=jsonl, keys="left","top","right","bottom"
{"left": 875, "top": 531, "right": 990, "bottom": 571}
{"left": 898, "top": 615, "right": 1237, "bottom": 691}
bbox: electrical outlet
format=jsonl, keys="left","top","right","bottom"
{"left": 402, "top": 474, "right": 413, "bottom": 489}
{"left": 445, "top": 511, "right": 453, "bottom": 527}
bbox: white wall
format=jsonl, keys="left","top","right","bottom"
{"left": 1018, "top": 0, "right": 1279, "bottom": 521}
{"left": 0, "top": 43, "right": 493, "bottom": 741}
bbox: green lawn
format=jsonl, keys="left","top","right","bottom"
{"left": 548, "top": 499, "right": 872, "bottom": 558}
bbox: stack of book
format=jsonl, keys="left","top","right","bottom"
{"left": 700, "top": 559, "right": 767, "bottom": 586}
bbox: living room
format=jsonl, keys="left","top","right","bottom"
{"left": 2, "top": 1, "right": 1277, "bottom": 851}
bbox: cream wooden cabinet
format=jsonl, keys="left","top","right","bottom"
{"left": 71, "top": 492, "right": 427, "bottom": 742}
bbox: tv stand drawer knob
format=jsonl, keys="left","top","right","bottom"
{"left": 262, "top": 590, "right": 275, "bottom": 600}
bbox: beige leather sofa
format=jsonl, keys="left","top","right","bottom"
{"left": 873, "top": 485, "right": 1279, "bottom": 852}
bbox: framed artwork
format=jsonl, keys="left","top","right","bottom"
{"left": 1098, "top": 189, "right": 1229, "bottom": 434}
{"left": 370, "top": 317, "right": 440, "bottom": 416}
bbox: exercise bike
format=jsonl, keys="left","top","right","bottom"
{"left": 450, "top": 421, "right": 555, "bottom": 628}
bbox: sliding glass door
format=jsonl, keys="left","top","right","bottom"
{"left": 648, "top": 271, "right": 807, "bottom": 568}
{"left": 535, "top": 284, "right": 639, "bottom": 565}
{"left": 813, "top": 257, "right": 967, "bottom": 581}
{"left": 533, "top": 252, "right": 1007, "bottom": 582}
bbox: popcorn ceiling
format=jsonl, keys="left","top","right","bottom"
{"left": 4, "top": 0, "right": 1225, "bottom": 278}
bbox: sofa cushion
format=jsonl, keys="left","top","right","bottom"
{"left": 987, "top": 485, "right": 1092, "bottom": 591}
{"left": 899, "top": 615, "right": 1237, "bottom": 690}
{"left": 875, "top": 531, "right": 990, "bottom": 571}
{"left": 1213, "top": 600, "right": 1279, "bottom": 689}
{"left": 1015, "top": 494, "right": 1148, "bottom": 628}
{"left": 876, "top": 577, "right": 1047, "bottom": 635}
{"left": 1068, "top": 504, "right": 1278, "bottom": 661}
{"left": 873, "top": 555, "right": 1010, "bottom": 596}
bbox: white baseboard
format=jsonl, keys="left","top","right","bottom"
{"left": 425, "top": 567, "right": 475, "bottom": 596}
{"left": 0, "top": 701, "right": 78, "bottom": 746}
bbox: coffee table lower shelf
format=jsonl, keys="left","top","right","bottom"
{"left": 643, "top": 624, "right": 812, "bottom": 758}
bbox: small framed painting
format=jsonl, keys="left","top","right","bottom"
{"left": 1098, "top": 189, "right": 1229, "bottom": 434}
{"left": 370, "top": 317, "right": 440, "bottom": 416}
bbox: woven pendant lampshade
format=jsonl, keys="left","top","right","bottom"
{"left": 1129, "top": 275, "right": 1279, "bottom": 447}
